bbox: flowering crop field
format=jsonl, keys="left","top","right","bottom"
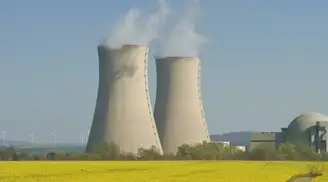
{"left": 0, "top": 161, "right": 327, "bottom": 182}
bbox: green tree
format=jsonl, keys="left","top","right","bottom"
{"left": 45, "top": 152, "right": 57, "bottom": 160}
{"left": 90, "top": 142, "right": 121, "bottom": 160}
{"left": 277, "top": 143, "right": 298, "bottom": 160}
{"left": 137, "top": 146, "right": 162, "bottom": 160}
{"left": 0, "top": 147, "right": 17, "bottom": 161}
{"left": 294, "top": 144, "right": 320, "bottom": 160}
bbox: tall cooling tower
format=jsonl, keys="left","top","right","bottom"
{"left": 86, "top": 44, "right": 162, "bottom": 154}
{"left": 154, "top": 57, "right": 210, "bottom": 154}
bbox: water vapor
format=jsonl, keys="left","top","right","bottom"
{"left": 102, "top": 0, "right": 169, "bottom": 48}
{"left": 159, "top": 0, "right": 206, "bottom": 57}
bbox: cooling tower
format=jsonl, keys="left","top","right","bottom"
{"left": 86, "top": 44, "right": 162, "bottom": 154}
{"left": 154, "top": 57, "right": 210, "bottom": 154}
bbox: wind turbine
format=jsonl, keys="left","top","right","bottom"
{"left": 1, "top": 131, "right": 6, "bottom": 146}
{"left": 51, "top": 130, "right": 57, "bottom": 145}
{"left": 30, "top": 132, "right": 35, "bottom": 147}
{"left": 79, "top": 131, "right": 84, "bottom": 145}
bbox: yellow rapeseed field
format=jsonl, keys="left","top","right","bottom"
{"left": 0, "top": 161, "right": 327, "bottom": 182}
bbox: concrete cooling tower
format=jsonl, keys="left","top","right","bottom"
{"left": 154, "top": 57, "right": 210, "bottom": 154}
{"left": 86, "top": 44, "right": 162, "bottom": 154}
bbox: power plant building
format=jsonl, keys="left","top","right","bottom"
{"left": 154, "top": 57, "right": 210, "bottom": 154}
{"left": 249, "top": 112, "right": 328, "bottom": 153}
{"left": 86, "top": 44, "right": 162, "bottom": 154}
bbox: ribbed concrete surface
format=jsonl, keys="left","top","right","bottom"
{"left": 154, "top": 57, "right": 210, "bottom": 154}
{"left": 86, "top": 45, "right": 162, "bottom": 154}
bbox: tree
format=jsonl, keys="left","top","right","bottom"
{"left": 137, "top": 146, "right": 162, "bottom": 160}
{"left": 176, "top": 141, "right": 241, "bottom": 160}
{"left": 119, "top": 152, "right": 137, "bottom": 160}
{"left": 294, "top": 144, "right": 321, "bottom": 161}
{"left": 17, "top": 152, "right": 30, "bottom": 160}
{"left": 249, "top": 147, "right": 282, "bottom": 160}
{"left": 45, "top": 152, "right": 57, "bottom": 160}
{"left": 0, "top": 147, "right": 17, "bottom": 161}
{"left": 89, "top": 142, "right": 121, "bottom": 160}
{"left": 277, "top": 143, "right": 298, "bottom": 160}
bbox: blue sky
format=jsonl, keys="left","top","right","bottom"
{"left": 1, "top": 0, "right": 328, "bottom": 143}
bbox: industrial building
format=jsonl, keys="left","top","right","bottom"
{"left": 154, "top": 57, "right": 210, "bottom": 154}
{"left": 249, "top": 112, "right": 328, "bottom": 153}
{"left": 213, "top": 141, "right": 230, "bottom": 148}
{"left": 84, "top": 43, "right": 327, "bottom": 155}
{"left": 86, "top": 44, "right": 162, "bottom": 154}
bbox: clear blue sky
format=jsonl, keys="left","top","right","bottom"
{"left": 1, "top": 0, "right": 328, "bottom": 143}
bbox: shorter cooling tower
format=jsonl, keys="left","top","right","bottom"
{"left": 86, "top": 44, "right": 162, "bottom": 154}
{"left": 154, "top": 57, "right": 210, "bottom": 154}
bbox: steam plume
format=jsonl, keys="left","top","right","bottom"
{"left": 102, "top": 0, "right": 169, "bottom": 48}
{"left": 159, "top": 0, "right": 206, "bottom": 57}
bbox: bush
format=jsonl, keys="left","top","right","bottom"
{"left": 308, "top": 164, "right": 324, "bottom": 175}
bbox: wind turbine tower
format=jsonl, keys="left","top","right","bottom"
{"left": 1, "top": 131, "right": 6, "bottom": 146}
{"left": 80, "top": 131, "right": 84, "bottom": 145}
{"left": 51, "top": 130, "right": 57, "bottom": 145}
{"left": 30, "top": 132, "right": 35, "bottom": 147}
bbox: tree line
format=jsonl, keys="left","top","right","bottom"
{"left": 0, "top": 141, "right": 327, "bottom": 161}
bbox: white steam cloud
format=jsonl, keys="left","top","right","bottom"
{"left": 159, "top": 0, "right": 206, "bottom": 57}
{"left": 102, "top": 0, "right": 169, "bottom": 48}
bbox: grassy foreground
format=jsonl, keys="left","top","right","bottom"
{"left": 0, "top": 161, "right": 327, "bottom": 182}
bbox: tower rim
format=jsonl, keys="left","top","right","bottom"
{"left": 97, "top": 44, "right": 148, "bottom": 49}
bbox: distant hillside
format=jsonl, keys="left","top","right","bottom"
{"left": 18, "top": 146, "right": 85, "bottom": 155}
{"left": 0, "top": 141, "right": 31, "bottom": 148}
{"left": 1, "top": 132, "right": 255, "bottom": 153}
{"left": 0, "top": 141, "right": 85, "bottom": 155}
{"left": 0, "top": 141, "right": 84, "bottom": 149}
{"left": 210, "top": 131, "right": 255, "bottom": 146}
